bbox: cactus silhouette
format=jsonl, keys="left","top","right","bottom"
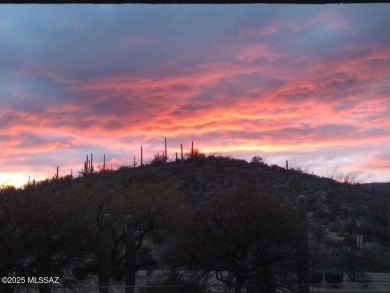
{"left": 125, "top": 215, "right": 136, "bottom": 293}
{"left": 141, "top": 146, "right": 143, "bottom": 167}
{"left": 296, "top": 195, "right": 310, "bottom": 293}
{"left": 99, "top": 214, "right": 112, "bottom": 293}
{"left": 164, "top": 137, "right": 167, "bottom": 161}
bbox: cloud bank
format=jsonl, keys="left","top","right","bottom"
{"left": 1, "top": 4, "right": 390, "bottom": 186}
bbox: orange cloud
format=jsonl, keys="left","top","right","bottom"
{"left": 2, "top": 21, "right": 389, "bottom": 185}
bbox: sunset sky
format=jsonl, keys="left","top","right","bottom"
{"left": 1, "top": 4, "right": 390, "bottom": 187}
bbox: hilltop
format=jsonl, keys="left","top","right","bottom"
{"left": 79, "top": 153, "right": 390, "bottom": 270}
{"left": 114, "top": 153, "right": 390, "bottom": 230}
{"left": 111, "top": 154, "right": 390, "bottom": 272}
{"left": 1, "top": 153, "right": 390, "bottom": 291}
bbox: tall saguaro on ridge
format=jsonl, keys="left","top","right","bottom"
{"left": 90, "top": 153, "right": 94, "bottom": 173}
{"left": 141, "top": 146, "right": 143, "bottom": 167}
{"left": 164, "top": 137, "right": 167, "bottom": 161}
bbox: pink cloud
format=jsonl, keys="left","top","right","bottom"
{"left": 2, "top": 7, "right": 389, "bottom": 186}
{"left": 235, "top": 44, "right": 277, "bottom": 62}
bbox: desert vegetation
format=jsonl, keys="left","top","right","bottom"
{"left": 0, "top": 145, "right": 389, "bottom": 293}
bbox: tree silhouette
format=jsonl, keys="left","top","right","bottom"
{"left": 166, "top": 183, "right": 296, "bottom": 293}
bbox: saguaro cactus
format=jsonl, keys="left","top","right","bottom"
{"left": 296, "top": 195, "right": 310, "bottom": 293}
{"left": 125, "top": 215, "right": 136, "bottom": 293}
{"left": 91, "top": 153, "right": 94, "bottom": 173}
{"left": 99, "top": 214, "right": 112, "bottom": 293}
{"left": 83, "top": 154, "right": 95, "bottom": 174}
{"left": 141, "top": 146, "right": 143, "bottom": 167}
{"left": 164, "top": 137, "right": 167, "bottom": 161}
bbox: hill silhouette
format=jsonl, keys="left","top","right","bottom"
{"left": 1, "top": 152, "right": 389, "bottom": 292}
